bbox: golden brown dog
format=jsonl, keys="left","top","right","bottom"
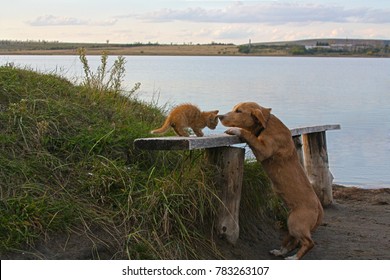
{"left": 219, "top": 102, "right": 323, "bottom": 260}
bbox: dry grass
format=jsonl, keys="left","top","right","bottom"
{"left": 0, "top": 45, "right": 241, "bottom": 56}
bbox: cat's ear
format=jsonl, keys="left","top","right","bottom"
{"left": 212, "top": 110, "right": 219, "bottom": 115}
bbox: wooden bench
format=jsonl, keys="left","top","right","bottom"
{"left": 134, "top": 124, "right": 340, "bottom": 244}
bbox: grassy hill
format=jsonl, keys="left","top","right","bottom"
{"left": 0, "top": 59, "right": 280, "bottom": 259}
{"left": 240, "top": 38, "right": 390, "bottom": 56}
{"left": 250, "top": 38, "right": 390, "bottom": 47}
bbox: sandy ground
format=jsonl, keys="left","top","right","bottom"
{"left": 2, "top": 185, "right": 389, "bottom": 260}
{"left": 309, "top": 185, "right": 390, "bottom": 260}
{"left": 224, "top": 185, "right": 390, "bottom": 260}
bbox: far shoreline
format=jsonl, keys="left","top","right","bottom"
{"left": 334, "top": 183, "right": 390, "bottom": 190}
{"left": 1, "top": 44, "right": 389, "bottom": 58}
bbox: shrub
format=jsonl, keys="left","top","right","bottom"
{"left": 78, "top": 48, "right": 140, "bottom": 96}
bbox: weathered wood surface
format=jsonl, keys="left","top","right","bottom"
{"left": 134, "top": 134, "right": 241, "bottom": 150}
{"left": 303, "top": 132, "right": 334, "bottom": 206}
{"left": 134, "top": 124, "right": 341, "bottom": 151}
{"left": 290, "top": 124, "right": 340, "bottom": 137}
{"left": 206, "top": 147, "right": 245, "bottom": 245}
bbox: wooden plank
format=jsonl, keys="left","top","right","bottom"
{"left": 290, "top": 124, "right": 340, "bottom": 137}
{"left": 134, "top": 124, "right": 341, "bottom": 151}
{"left": 134, "top": 134, "right": 242, "bottom": 151}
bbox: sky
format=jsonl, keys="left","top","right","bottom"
{"left": 1, "top": 0, "right": 390, "bottom": 44}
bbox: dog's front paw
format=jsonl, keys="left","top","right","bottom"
{"left": 225, "top": 128, "right": 242, "bottom": 137}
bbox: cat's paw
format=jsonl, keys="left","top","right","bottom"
{"left": 225, "top": 128, "right": 241, "bottom": 136}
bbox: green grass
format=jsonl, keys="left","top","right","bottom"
{"left": 0, "top": 62, "right": 282, "bottom": 259}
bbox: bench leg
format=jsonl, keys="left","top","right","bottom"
{"left": 206, "top": 146, "right": 245, "bottom": 245}
{"left": 302, "top": 132, "right": 334, "bottom": 206}
{"left": 293, "top": 135, "right": 304, "bottom": 167}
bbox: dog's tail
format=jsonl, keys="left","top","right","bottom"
{"left": 151, "top": 118, "right": 171, "bottom": 135}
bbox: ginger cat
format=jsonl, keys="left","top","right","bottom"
{"left": 151, "top": 104, "right": 219, "bottom": 137}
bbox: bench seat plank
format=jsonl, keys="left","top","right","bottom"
{"left": 134, "top": 134, "right": 242, "bottom": 150}
{"left": 290, "top": 124, "right": 340, "bottom": 137}
{"left": 134, "top": 124, "right": 341, "bottom": 151}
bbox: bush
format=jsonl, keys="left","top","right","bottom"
{"left": 290, "top": 45, "right": 307, "bottom": 55}
{"left": 238, "top": 45, "right": 251, "bottom": 54}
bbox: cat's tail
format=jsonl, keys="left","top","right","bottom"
{"left": 151, "top": 118, "right": 171, "bottom": 135}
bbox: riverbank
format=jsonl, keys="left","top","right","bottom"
{"left": 0, "top": 44, "right": 241, "bottom": 56}
{"left": 1, "top": 42, "right": 389, "bottom": 57}
{"left": 218, "top": 185, "right": 390, "bottom": 260}
{"left": 2, "top": 184, "right": 389, "bottom": 260}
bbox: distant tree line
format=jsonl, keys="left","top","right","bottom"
{"left": 0, "top": 40, "right": 234, "bottom": 51}
{"left": 238, "top": 42, "right": 390, "bottom": 57}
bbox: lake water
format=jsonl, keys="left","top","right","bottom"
{"left": 1, "top": 55, "right": 390, "bottom": 188}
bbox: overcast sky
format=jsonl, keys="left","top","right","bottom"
{"left": 1, "top": 0, "right": 390, "bottom": 44}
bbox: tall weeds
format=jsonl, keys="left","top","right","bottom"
{"left": 78, "top": 48, "right": 140, "bottom": 96}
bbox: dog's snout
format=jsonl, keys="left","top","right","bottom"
{"left": 217, "top": 115, "right": 225, "bottom": 120}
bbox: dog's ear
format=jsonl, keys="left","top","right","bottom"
{"left": 251, "top": 108, "right": 272, "bottom": 128}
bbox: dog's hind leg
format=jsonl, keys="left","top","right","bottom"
{"left": 285, "top": 236, "right": 314, "bottom": 260}
{"left": 284, "top": 209, "right": 317, "bottom": 260}
{"left": 270, "top": 234, "right": 299, "bottom": 257}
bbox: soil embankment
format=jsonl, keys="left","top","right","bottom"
{"left": 2, "top": 185, "right": 389, "bottom": 260}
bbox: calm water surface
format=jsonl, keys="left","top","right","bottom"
{"left": 1, "top": 55, "right": 390, "bottom": 188}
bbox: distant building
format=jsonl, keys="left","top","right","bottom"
{"left": 305, "top": 41, "right": 353, "bottom": 51}
{"left": 330, "top": 43, "right": 353, "bottom": 51}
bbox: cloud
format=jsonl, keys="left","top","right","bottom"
{"left": 27, "top": 15, "right": 117, "bottom": 26}
{"left": 28, "top": 15, "right": 87, "bottom": 26}
{"left": 195, "top": 25, "right": 255, "bottom": 40}
{"left": 92, "top": 19, "right": 118, "bottom": 26}
{"left": 140, "top": 2, "right": 390, "bottom": 25}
